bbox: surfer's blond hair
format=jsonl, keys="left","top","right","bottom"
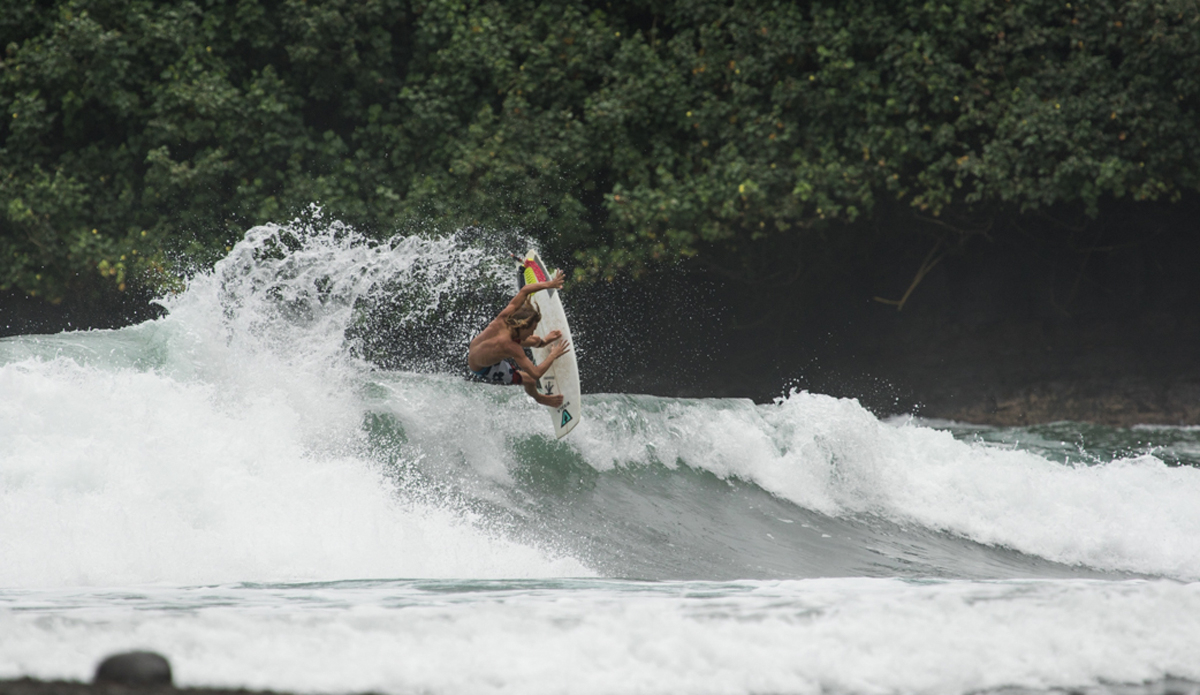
{"left": 506, "top": 299, "right": 541, "bottom": 339}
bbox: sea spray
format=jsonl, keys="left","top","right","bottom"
{"left": 160, "top": 217, "right": 522, "bottom": 376}
{"left": 0, "top": 219, "right": 589, "bottom": 586}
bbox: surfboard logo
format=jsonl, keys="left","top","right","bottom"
{"left": 560, "top": 409, "right": 572, "bottom": 428}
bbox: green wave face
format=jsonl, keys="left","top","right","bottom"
{"left": 360, "top": 379, "right": 1195, "bottom": 582}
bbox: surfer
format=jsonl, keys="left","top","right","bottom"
{"left": 468, "top": 269, "right": 571, "bottom": 407}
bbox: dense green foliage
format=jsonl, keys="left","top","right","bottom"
{"left": 2, "top": 0, "right": 1197, "bottom": 300}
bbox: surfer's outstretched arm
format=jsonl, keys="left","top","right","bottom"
{"left": 503, "top": 270, "right": 565, "bottom": 315}
{"left": 519, "top": 330, "right": 562, "bottom": 348}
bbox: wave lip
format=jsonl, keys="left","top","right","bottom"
{"left": 568, "top": 390, "right": 1200, "bottom": 580}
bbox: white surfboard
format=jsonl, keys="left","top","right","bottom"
{"left": 519, "top": 250, "right": 581, "bottom": 439}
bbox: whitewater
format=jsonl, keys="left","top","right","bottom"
{"left": 2, "top": 220, "right": 1199, "bottom": 695}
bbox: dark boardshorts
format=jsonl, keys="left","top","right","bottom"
{"left": 469, "top": 359, "right": 523, "bottom": 385}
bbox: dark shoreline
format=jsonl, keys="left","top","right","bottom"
{"left": 5, "top": 676, "right": 1200, "bottom": 695}
{"left": 586, "top": 204, "right": 1200, "bottom": 428}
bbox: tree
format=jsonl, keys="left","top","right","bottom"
{"left": 2, "top": 0, "right": 1197, "bottom": 301}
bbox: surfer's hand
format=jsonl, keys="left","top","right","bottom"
{"left": 548, "top": 269, "right": 565, "bottom": 289}
{"left": 538, "top": 393, "right": 565, "bottom": 408}
{"left": 549, "top": 338, "right": 571, "bottom": 358}
{"left": 543, "top": 330, "right": 563, "bottom": 343}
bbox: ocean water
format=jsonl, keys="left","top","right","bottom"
{"left": 2, "top": 222, "right": 1199, "bottom": 695}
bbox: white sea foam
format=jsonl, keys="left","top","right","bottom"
{"left": 0, "top": 356, "right": 588, "bottom": 586}
{"left": 2, "top": 579, "right": 1198, "bottom": 695}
